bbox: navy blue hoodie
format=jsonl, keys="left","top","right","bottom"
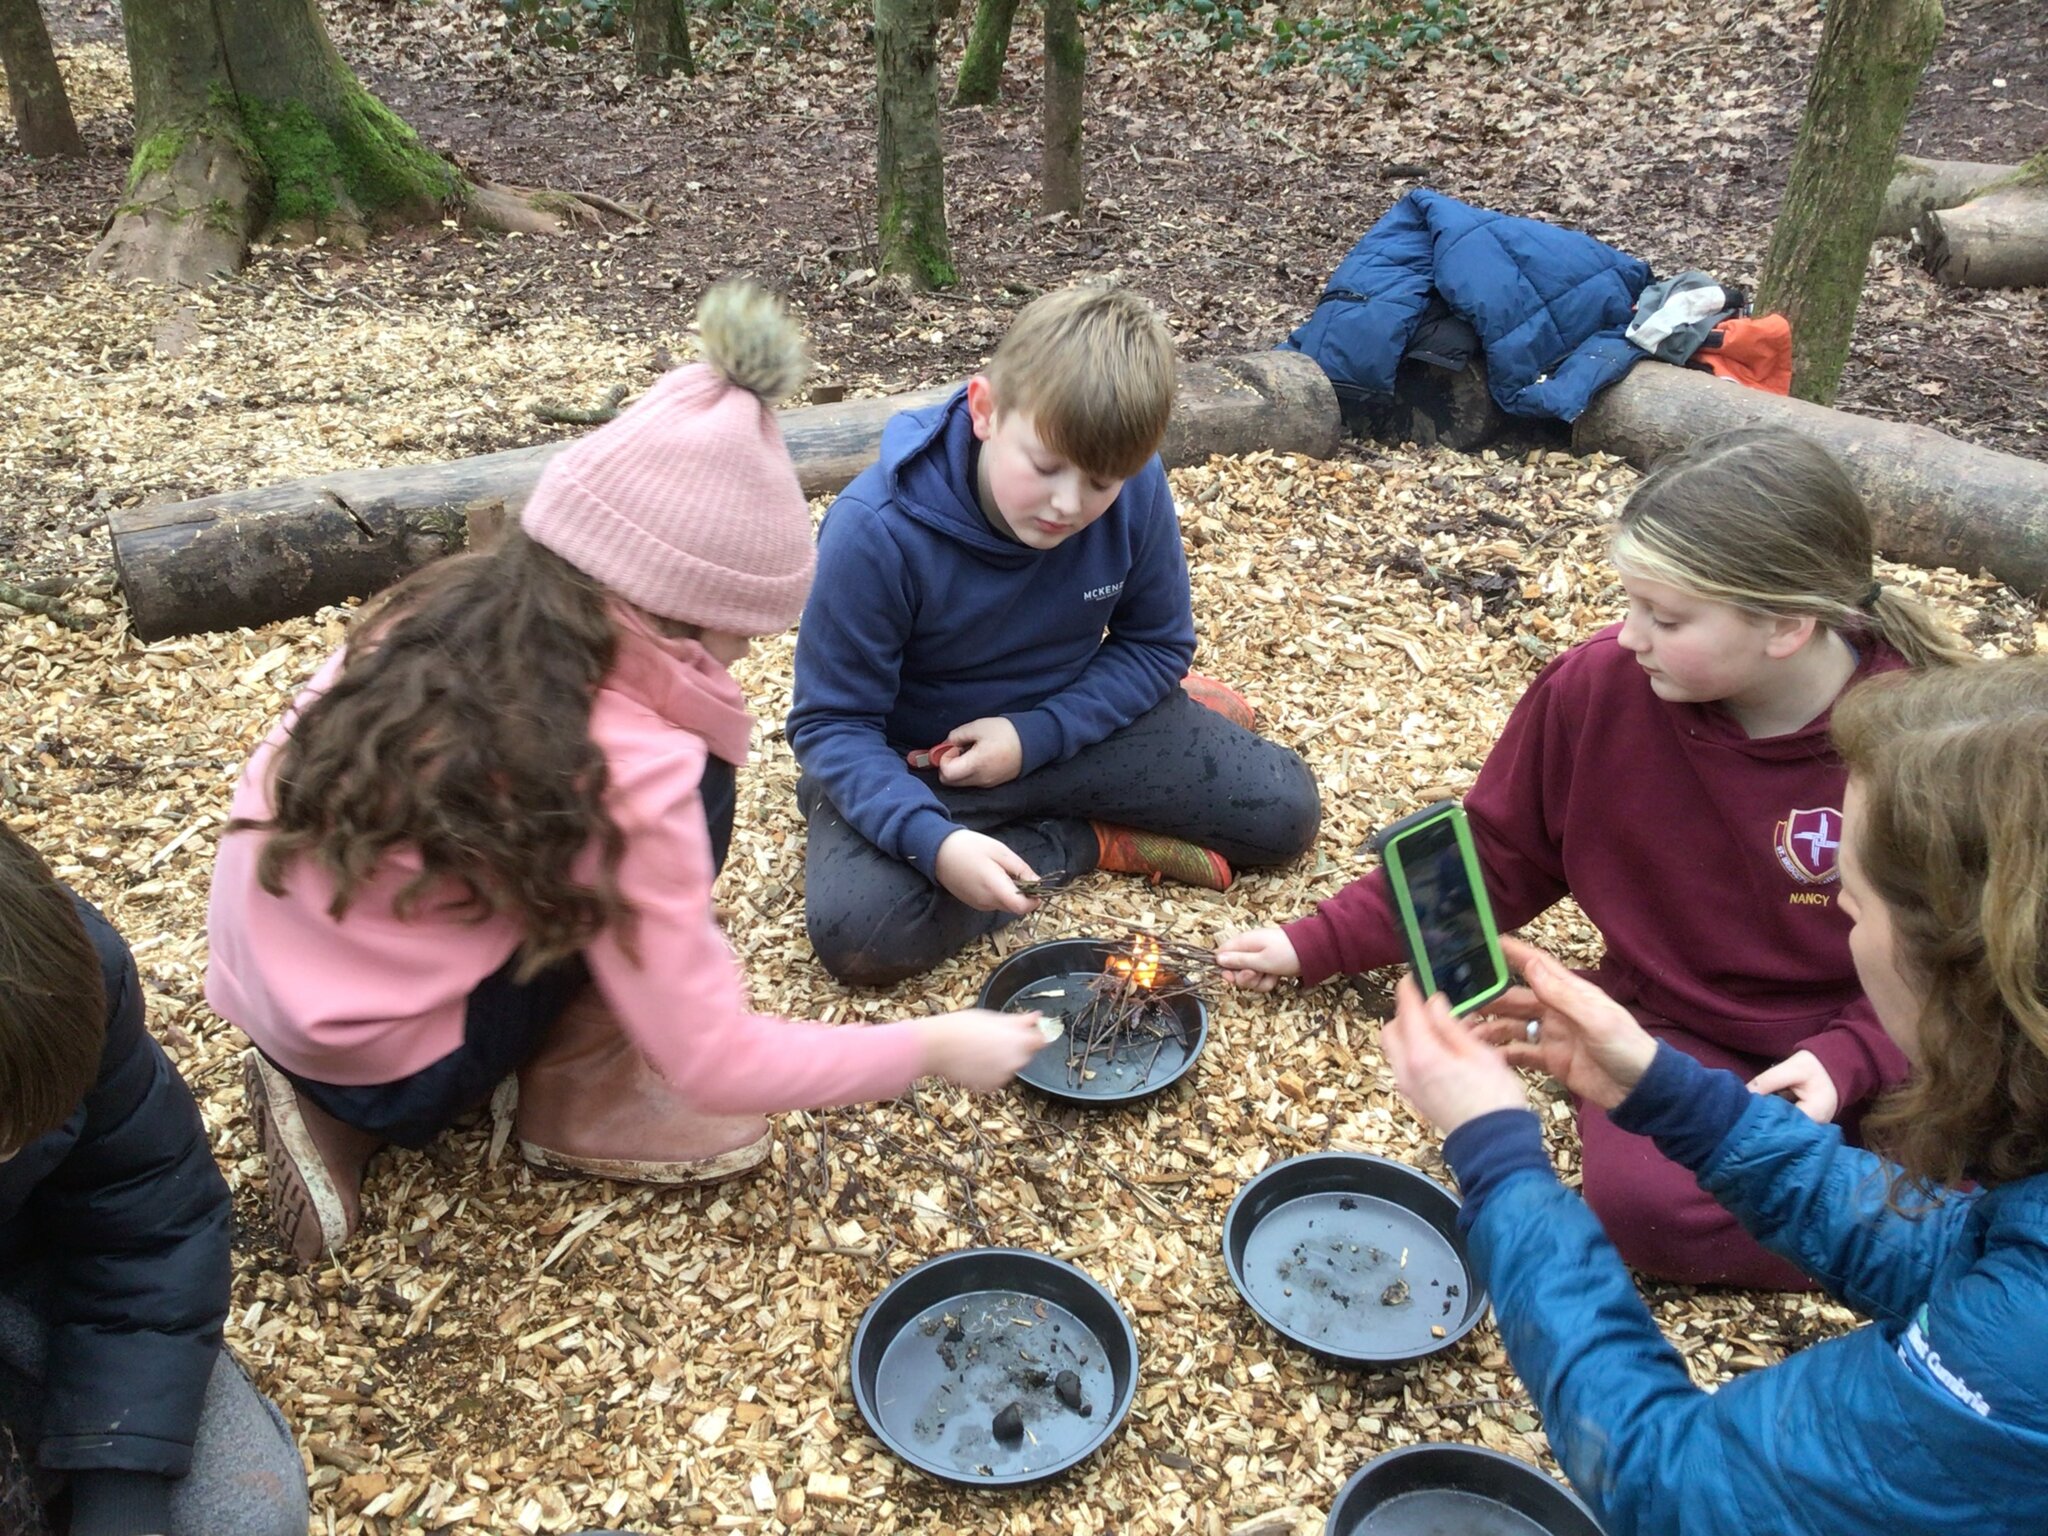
{"left": 788, "top": 388, "right": 1195, "bottom": 880}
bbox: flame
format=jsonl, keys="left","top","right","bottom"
{"left": 1108, "top": 935, "right": 1163, "bottom": 990}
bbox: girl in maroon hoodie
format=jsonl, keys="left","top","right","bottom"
{"left": 1218, "top": 426, "right": 1971, "bottom": 1287}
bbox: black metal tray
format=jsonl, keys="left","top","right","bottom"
{"left": 1223, "top": 1151, "right": 1486, "bottom": 1366}
{"left": 979, "top": 937, "right": 1208, "bottom": 1105}
{"left": 1326, "top": 1443, "right": 1605, "bottom": 1535}
{"left": 849, "top": 1247, "right": 1139, "bottom": 1487}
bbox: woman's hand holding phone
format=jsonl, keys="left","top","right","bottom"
{"left": 1470, "top": 937, "right": 1659, "bottom": 1111}
{"left": 1384, "top": 976, "right": 1530, "bottom": 1133}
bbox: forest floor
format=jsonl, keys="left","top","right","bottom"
{"left": 2, "top": 0, "right": 2045, "bottom": 1532}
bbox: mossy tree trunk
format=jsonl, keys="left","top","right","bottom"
{"left": 0, "top": 0, "right": 83, "bottom": 155}
{"left": 951, "top": 0, "right": 1020, "bottom": 106}
{"left": 1041, "top": 0, "right": 1081, "bottom": 213}
{"left": 1753, "top": 0, "right": 1944, "bottom": 405}
{"left": 91, "top": 0, "right": 566, "bottom": 285}
{"left": 875, "top": 0, "right": 954, "bottom": 289}
{"left": 629, "top": 0, "right": 694, "bottom": 78}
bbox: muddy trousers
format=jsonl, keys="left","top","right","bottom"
{"left": 799, "top": 688, "right": 1322, "bottom": 986}
{"left": 0, "top": 1280, "right": 307, "bottom": 1536}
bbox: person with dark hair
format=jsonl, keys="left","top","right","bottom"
{"left": 1222, "top": 425, "right": 1973, "bottom": 1287}
{"left": 1381, "top": 656, "right": 2048, "bottom": 1535}
{"left": 0, "top": 826, "right": 305, "bottom": 1536}
{"left": 209, "top": 283, "right": 1044, "bottom": 1266}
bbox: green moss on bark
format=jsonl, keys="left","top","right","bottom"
{"left": 880, "top": 192, "right": 955, "bottom": 288}
{"left": 236, "top": 87, "right": 458, "bottom": 224}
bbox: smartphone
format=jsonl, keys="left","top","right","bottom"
{"left": 1372, "top": 800, "right": 1511, "bottom": 1016}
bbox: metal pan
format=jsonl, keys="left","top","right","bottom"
{"left": 849, "top": 1247, "right": 1139, "bottom": 1487}
{"left": 978, "top": 938, "right": 1208, "bottom": 1105}
{"left": 1326, "top": 1443, "right": 1605, "bottom": 1536}
{"left": 1223, "top": 1151, "right": 1486, "bottom": 1366}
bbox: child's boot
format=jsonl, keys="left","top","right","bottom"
{"left": 510, "top": 989, "right": 772, "bottom": 1183}
{"left": 1180, "top": 672, "right": 1257, "bottom": 730}
{"left": 242, "top": 1049, "right": 382, "bottom": 1266}
{"left": 1091, "top": 824, "right": 1233, "bottom": 891}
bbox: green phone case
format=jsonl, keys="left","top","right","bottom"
{"left": 1372, "top": 800, "right": 1511, "bottom": 1016}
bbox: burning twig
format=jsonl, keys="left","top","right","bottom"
{"left": 1056, "top": 934, "right": 1211, "bottom": 1089}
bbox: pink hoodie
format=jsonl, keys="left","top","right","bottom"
{"left": 206, "top": 614, "right": 924, "bottom": 1114}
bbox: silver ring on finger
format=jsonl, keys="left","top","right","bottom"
{"left": 1524, "top": 1020, "right": 1541, "bottom": 1045}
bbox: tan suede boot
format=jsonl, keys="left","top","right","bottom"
{"left": 242, "top": 1049, "right": 383, "bottom": 1266}
{"left": 510, "top": 989, "right": 772, "bottom": 1184}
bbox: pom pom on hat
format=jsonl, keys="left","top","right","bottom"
{"left": 521, "top": 282, "right": 816, "bottom": 635}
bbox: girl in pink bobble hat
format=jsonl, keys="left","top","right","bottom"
{"left": 207, "top": 283, "right": 1045, "bottom": 1265}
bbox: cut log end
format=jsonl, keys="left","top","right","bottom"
{"left": 1916, "top": 186, "right": 2048, "bottom": 289}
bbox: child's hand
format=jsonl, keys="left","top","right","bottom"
{"left": 1746, "top": 1049, "right": 1840, "bottom": 1123}
{"left": 1214, "top": 926, "right": 1301, "bottom": 991}
{"left": 934, "top": 829, "right": 1039, "bottom": 914}
{"left": 1384, "top": 976, "right": 1529, "bottom": 1134}
{"left": 916, "top": 1009, "right": 1049, "bottom": 1090}
{"left": 939, "top": 717, "right": 1024, "bottom": 788}
{"left": 1468, "top": 936, "right": 1659, "bottom": 1111}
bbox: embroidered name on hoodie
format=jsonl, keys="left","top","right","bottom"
{"left": 1083, "top": 582, "right": 1125, "bottom": 603}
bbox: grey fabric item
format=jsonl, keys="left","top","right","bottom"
{"left": 1624, "top": 270, "right": 1732, "bottom": 363}
{"left": 0, "top": 1285, "right": 306, "bottom": 1536}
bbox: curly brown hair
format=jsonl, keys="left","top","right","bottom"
{"left": 1834, "top": 656, "right": 2048, "bottom": 1196}
{"left": 235, "top": 524, "right": 636, "bottom": 977}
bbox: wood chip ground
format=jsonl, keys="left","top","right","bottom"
{"left": 4, "top": 433, "right": 2039, "bottom": 1534}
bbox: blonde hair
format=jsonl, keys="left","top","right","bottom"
{"left": 983, "top": 284, "right": 1176, "bottom": 479}
{"left": 1610, "top": 426, "right": 1972, "bottom": 670}
{"left": 1834, "top": 658, "right": 2048, "bottom": 1195}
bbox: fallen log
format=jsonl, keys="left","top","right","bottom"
{"left": 1876, "top": 155, "right": 2020, "bottom": 238}
{"left": 1575, "top": 362, "right": 2048, "bottom": 598}
{"left": 110, "top": 349, "right": 1339, "bottom": 639}
{"left": 1916, "top": 181, "right": 2048, "bottom": 289}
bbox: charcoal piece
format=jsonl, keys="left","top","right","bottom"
{"left": 1054, "top": 1369, "right": 1084, "bottom": 1411}
{"left": 991, "top": 1402, "right": 1026, "bottom": 1442}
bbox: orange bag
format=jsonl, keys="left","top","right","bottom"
{"left": 1694, "top": 313, "right": 1792, "bottom": 394}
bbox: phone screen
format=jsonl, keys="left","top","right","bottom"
{"left": 1397, "top": 815, "right": 1495, "bottom": 1002}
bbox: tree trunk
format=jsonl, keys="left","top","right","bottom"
{"left": 1877, "top": 154, "right": 2018, "bottom": 237}
{"left": 109, "top": 350, "right": 1342, "bottom": 638}
{"left": 0, "top": 0, "right": 83, "bottom": 156}
{"left": 1753, "top": 0, "right": 1944, "bottom": 406}
{"left": 629, "top": 0, "right": 694, "bottom": 78}
{"left": 951, "top": 0, "right": 1020, "bottom": 106}
{"left": 90, "top": 0, "right": 567, "bottom": 286}
{"left": 875, "top": 0, "right": 954, "bottom": 289}
{"left": 1041, "top": 0, "right": 1082, "bottom": 214}
{"left": 1574, "top": 362, "right": 2048, "bottom": 599}
{"left": 1915, "top": 153, "right": 2048, "bottom": 287}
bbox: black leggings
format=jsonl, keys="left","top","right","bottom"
{"left": 799, "top": 689, "right": 1320, "bottom": 985}
{"left": 275, "top": 757, "right": 738, "bottom": 1146}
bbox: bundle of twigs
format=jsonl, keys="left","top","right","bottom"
{"left": 1058, "top": 934, "right": 1215, "bottom": 1088}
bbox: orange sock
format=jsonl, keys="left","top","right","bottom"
{"left": 1092, "top": 823, "right": 1233, "bottom": 891}
{"left": 1180, "top": 672, "right": 1256, "bottom": 730}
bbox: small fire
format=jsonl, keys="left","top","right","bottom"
{"left": 1107, "top": 935, "right": 1163, "bottom": 990}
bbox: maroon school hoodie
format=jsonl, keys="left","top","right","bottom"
{"left": 1285, "top": 625, "right": 1910, "bottom": 1109}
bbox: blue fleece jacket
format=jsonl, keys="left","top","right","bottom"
{"left": 1441, "top": 1047, "right": 2048, "bottom": 1536}
{"left": 787, "top": 388, "right": 1195, "bottom": 880}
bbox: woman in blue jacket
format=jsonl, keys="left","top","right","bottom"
{"left": 1382, "top": 655, "right": 2048, "bottom": 1536}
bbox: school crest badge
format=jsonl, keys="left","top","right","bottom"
{"left": 1775, "top": 806, "right": 1842, "bottom": 884}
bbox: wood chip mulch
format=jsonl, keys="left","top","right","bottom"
{"left": 6, "top": 438, "right": 2040, "bottom": 1536}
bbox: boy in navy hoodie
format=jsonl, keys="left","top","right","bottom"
{"left": 789, "top": 285, "right": 1320, "bottom": 984}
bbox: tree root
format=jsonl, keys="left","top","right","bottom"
{"left": 0, "top": 579, "right": 94, "bottom": 630}
{"left": 531, "top": 383, "right": 629, "bottom": 425}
